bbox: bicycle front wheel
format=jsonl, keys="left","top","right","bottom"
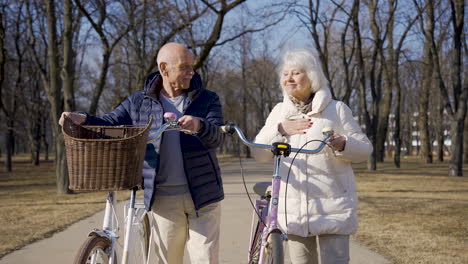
{"left": 74, "top": 235, "right": 114, "bottom": 264}
{"left": 263, "top": 233, "right": 284, "bottom": 264}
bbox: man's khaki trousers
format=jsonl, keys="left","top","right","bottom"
{"left": 149, "top": 192, "right": 220, "bottom": 264}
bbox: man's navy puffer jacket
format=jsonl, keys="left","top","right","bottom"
{"left": 84, "top": 72, "right": 225, "bottom": 211}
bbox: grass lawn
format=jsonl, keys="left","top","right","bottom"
{"left": 353, "top": 156, "right": 468, "bottom": 264}
{"left": 1, "top": 154, "right": 467, "bottom": 263}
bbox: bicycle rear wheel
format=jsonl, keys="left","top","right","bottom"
{"left": 249, "top": 228, "right": 284, "bottom": 264}
{"left": 124, "top": 213, "right": 151, "bottom": 263}
{"left": 74, "top": 235, "right": 114, "bottom": 264}
{"left": 263, "top": 233, "right": 284, "bottom": 264}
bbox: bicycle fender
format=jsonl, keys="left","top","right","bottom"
{"left": 266, "top": 228, "right": 288, "bottom": 241}
{"left": 88, "top": 228, "right": 112, "bottom": 242}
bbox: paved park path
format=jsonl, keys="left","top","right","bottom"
{"left": 1, "top": 159, "right": 391, "bottom": 264}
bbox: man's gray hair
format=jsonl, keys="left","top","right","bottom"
{"left": 279, "top": 49, "right": 328, "bottom": 93}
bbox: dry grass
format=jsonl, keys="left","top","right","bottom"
{"left": 353, "top": 157, "right": 468, "bottom": 264}
{"left": 0, "top": 156, "right": 122, "bottom": 257}
{"left": 2, "top": 154, "right": 467, "bottom": 263}
{"left": 0, "top": 154, "right": 236, "bottom": 258}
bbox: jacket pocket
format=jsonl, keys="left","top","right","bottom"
{"left": 207, "top": 151, "right": 221, "bottom": 187}
{"left": 307, "top": 154, "right": 347, "bottom": 198}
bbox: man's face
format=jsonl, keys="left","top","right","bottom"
{"left": 165, "top": 51, "right": 195, "bottom": 90}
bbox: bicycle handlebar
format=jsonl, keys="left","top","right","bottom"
{"left": 147, "top": 112, "right": 195, "bottom": 143}
{"left": 220, "top": 123, "right": 335, "bottom": 155}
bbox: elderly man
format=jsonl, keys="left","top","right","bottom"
{"left": 60, "top": 42, "right": 225, "bottom": 263}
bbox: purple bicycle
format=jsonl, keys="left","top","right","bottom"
{"left": 220, "top": 124, "right": 335, "bottom": 264}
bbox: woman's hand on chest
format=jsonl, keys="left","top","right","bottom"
{"left": 278, "top": 118, "right": 313, "bottom": 136}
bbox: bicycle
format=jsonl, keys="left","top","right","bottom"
{"left": 73, "top": 112, "right": 194, "bottom": 264}
{"left": 220, "top": 123, "right": 335, "bottom": 264}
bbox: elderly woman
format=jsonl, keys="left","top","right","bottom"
{"left": 252, "top": 50, "right": 372, "bottom": 264}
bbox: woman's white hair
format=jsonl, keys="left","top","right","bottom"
{"left": 279, "top": 49, "right": 328, "bottom": 93}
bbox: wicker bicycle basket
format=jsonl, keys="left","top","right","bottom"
{"left": 62, "top": 116, "right": 153, "bottom": 191}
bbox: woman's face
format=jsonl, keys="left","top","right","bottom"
{"left": 281, "top": 65, "right": 312, "bottom": 102}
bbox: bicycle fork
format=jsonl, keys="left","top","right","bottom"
{"left": 122, "top": 188, "right": 137, "bottom": 264}
{"left": 89, "top": 190, "right": 138, "bottom": 264}
{"left": 87, "top": 191, "right": 118, "bottom": 263}
{"left": 258, "top": 154, "right": 288, "bottom": 263}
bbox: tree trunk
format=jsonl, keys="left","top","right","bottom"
{"left": 377, "top": 0, "right": 397, "bottom": 163}
{"left": 62, "top": 0, "right": 75, "bottom": 112}
{"left": 240, "top": 36, "right": 251, "bottom": 158}
{"left": 393, "top": 77, "right": 401, "bottom": 168}
{"left": 464, "top": 113, "right": 468, "bottom": 163}
{"left": 448, "top": 0, "right": 466, "bottom": 174}
{"left": 4, "top": 123, "right": 13, "bottom": 172}
{"left": 42, "top": 116, "right": 49, "bottom": 161}
{"left": 436, "top": 93, "right": 445, "bottom": 162}
{"left": 449, "top": 119, "right": 464, "bottom": 176}
{"left": 89, "top": 51, "right": 110, "bottom": 115}
{"left": 419, "top": 5, "right": 434, "bottom": 164}
{"left": 30, "top": 119, "right": 41, "bottom": 166}
{"left": 45, "top": 0, "right": 69, "bottom": 194}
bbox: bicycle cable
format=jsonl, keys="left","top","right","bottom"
{"left": 233, "top": 135, "right": 268, "bottom": 227}
{"left": 284, "top": 139, "right": 329, "bottom": 231}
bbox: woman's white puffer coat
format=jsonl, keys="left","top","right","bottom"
{"left": 252, "top": 86, "right": 372, "bottom": 237}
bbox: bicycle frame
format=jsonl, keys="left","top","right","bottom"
{"left": 221, "top": 123, "right": 334, "bottom": 263}
{"left": 82, "top": 112, "right": 190, "bottom": 264}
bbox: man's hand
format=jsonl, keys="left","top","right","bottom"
{"left": 278, "top": 118, "right": 313, "bottom": 136}
{"left": 328, "top": 134, "right": 346, "bottom": 152}
{"left": 178, "top": 115, "right": 201, "bottom": 133}
{"left": 59, "top": 112, "right": 87, "bottom": 126}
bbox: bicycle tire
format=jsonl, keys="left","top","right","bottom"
{"left": 263, "top": 233, "right": 284, "bottom": 264}
{"left": 73, "top": 235, "right": 115, "bottom": 264}
{"left": 249, "top": 222, "right": 263, "bottom": 263}
{"left": 124, "top": 213, "right": 151, "bottom": 263}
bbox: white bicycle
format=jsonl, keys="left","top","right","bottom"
{"left": 73, "top": 112, "right": 193, "bottom": 264}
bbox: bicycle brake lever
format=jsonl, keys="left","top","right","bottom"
{"left": 328, "top": 144, "right": 337, "bottom": 157}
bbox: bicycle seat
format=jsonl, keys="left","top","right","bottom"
{"left": 253, "top": 182, "right": 271, "bottom": 196}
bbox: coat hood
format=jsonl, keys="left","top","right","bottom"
{"left": 143, "top": 71, "right": 204, "bottom": 99}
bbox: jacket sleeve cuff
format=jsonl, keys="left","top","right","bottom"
{"left": 259, "top": 122, "right": 287, "bottom": 144}
{"left": 334, "top": 136, "right": 371, "bottom": 163}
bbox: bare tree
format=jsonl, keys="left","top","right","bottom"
{"left": 26, "top": 0, "right": 77, "bottom": 193}
{"left": 0, "top": 3, "right": 27, "bottom": 172}
{"left": 294, "top": 0, "right": 343, "bottom": 98}
{"left": 74, "top": 0, "right": 135, "bottom": 115}
{"left": 443, "top": 0, "right": 465, "bottom": 175}
{"left": 351, "top": 0, "right": 378, "bottom": 170}
{"left": 0, "top": 3, "right": 13, "bottom": 171}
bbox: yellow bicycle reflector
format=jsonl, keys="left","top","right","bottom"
{"left": 277, "top": 144, "right": 288, "bottom": 149}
